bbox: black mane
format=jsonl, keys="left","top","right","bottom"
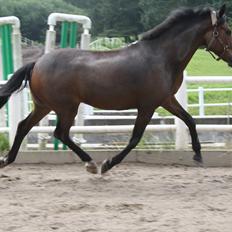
{"left": 141, "top": 7, "right": 212, "bottom": 41}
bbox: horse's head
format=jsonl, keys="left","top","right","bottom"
{"left": 204, "top": 4, "right": 232, "bottom": 66}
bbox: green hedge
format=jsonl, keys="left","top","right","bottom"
{"left": 0, "top": 133, "right": 9, "bottom": 152}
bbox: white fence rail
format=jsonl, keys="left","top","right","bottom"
{"left": 1, "top": 73, "right": 232, "bottom": 150}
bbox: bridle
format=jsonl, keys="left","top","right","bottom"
{"left": 205, "top": 11, "right": 231, "bottom": 61}
{"left": 206, "top": 26, "right": 230, "bottom": 61}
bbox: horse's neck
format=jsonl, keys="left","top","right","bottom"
{"left": 167, "top": 19, "right": 210, "bottom": 72}
{"left": 145, "top": 18, "right": 211, "bottom": 74}
{"left": 174, "top": 29, "right": 204, "bottom": 71}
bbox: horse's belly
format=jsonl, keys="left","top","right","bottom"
{"left": 83, "top": 93, "right": 137, "bottom": 110}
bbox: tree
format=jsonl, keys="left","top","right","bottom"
{"left": 64, "top": 0, "right": 143, "bottom": 39}
{"left": 0, "top": 0, "right": 231, "bottom": 41}
{"left": 0, "top": 0, "right": 84, "bottom": 41}
{"left": 139, "top": 0, "right": 193, "bottom": 31}
{"left": 139, "top": 0, "right": 232, "bottom": 31}
{"left": 99, "top": 0, "right": 142, "bottom": 37}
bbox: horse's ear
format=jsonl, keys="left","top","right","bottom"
{"left": 219, "top": 4, "right": 226, "bottom": 18}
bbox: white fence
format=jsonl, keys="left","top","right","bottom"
{"left": 1, "top": 73, "right": 232, "bottom": 150}
{"left": 187, "top": 87, "right": 232, "bottom": 116}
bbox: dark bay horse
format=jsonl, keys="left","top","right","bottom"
{"left": 0, "top": 5, "right": 232, "bottom": 174}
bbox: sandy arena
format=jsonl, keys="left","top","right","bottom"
{"left": 0, "top": 163, "right": 232, "bottom": 232}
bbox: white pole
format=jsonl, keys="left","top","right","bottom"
{"left": 80, "top": 29, "right": 91, "bottom": 50}
{"left": 4, "top": 18, "right": 25, "bottom": 147}
{"left": 175, "top": 71, "right": 189, "bottom": 150}
{"left": 78, "top": 30, "right": 93, "bottom": 115}
{"left": 3, "top": 124, "right": 232, "bottom": 134}
{"left": 0, "top": 52, "right": 6, "bottom": 128}
{"left": 30, "top": 124, "right": 177, "bottom": 133}
{"left": 198, "top": 86, "right": 205, "bottom": 117}
{"left": 74, "top": 29, "right": 92, "bottom": 143}
{"left": 39, "top": 25, "right": 56, "bottom": 148}
{"left": 45, "top": 25, "right": 56, "bottom": 54}
{"left": 0, "top": 17, "right": 21, "bottom": 141}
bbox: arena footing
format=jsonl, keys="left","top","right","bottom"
{"left": 13, "top": 150, "right": 232, "bottom": 167}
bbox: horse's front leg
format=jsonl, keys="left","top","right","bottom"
{"left": 162, "top": 96, "right": 202, "bottom": 163}
{"left": 101, "top": 107, "right": 154, "bottom": 174}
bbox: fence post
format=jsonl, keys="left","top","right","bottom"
{"left": 0, "top": 24, "right": 13, "bottom": 129}
{"left": 9, "top": 24, "right": 25, "bottom": 148}
{"left": 175, "top": 71, "right": 189, "bottom": 150}
{"left": 0, "top": 26, "right": 7, "bottom": 128}
{"left": 198, "top": 86, "right": 205, "bottom": 116}
{"left": 14, "top": 23, "right": 27, "bottom": 149}
{"left": 80, "top": 28, "right": 92, "bottom": 118}
{"left": 45, "top": 25, "right": 56, "bottom": 54}
{"left": 0, "top": 17, "right": 24, "bottom": 147}
{"left": 0, "top": 59, "right": 5, "bottom": 129}
{"left": 38, "top": 24, "right": 57, "bottom": 149}
{"left": 73, "top": 28, "right": 93, "bottom": 143}
{"left": 81, "top": 29, "right": 91, "bottom": 50}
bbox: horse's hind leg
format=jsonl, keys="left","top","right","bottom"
{"left": 0, "top": 104, "right": 50, "bottom": 167}
{"left": 101, "top": 107, "right": 154, "bottom": 174}
{"left": 162, "top": 96, "right": 202, "bottom": 163}
{"left": 54, "top": 109, "right": 97, "bottom": 174}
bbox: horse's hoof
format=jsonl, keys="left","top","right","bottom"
{"left": 101, "top": 159, "right": 111, "bottom": 174}
{"left": 85, "top": 161, "right": 98, "bottom": 174}
{"left": 0, "top": 156, "right": 8, "bottom": 168}
{"left": 193, "top": 155, "right": 203, "bottom": 166}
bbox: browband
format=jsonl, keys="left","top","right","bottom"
{"left": 211, "top": 10, "right": 217, "bottom": 26}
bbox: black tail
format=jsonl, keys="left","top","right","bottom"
{"left": 0, "top": 62, "right": 35, "bottom": 109}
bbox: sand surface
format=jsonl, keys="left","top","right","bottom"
{"left": 0, "top": 163, "right": 232, "bottom": 232}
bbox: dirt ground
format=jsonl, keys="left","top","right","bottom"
{"left": 0, "top": 163, "right": 232, "bottom": 232}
